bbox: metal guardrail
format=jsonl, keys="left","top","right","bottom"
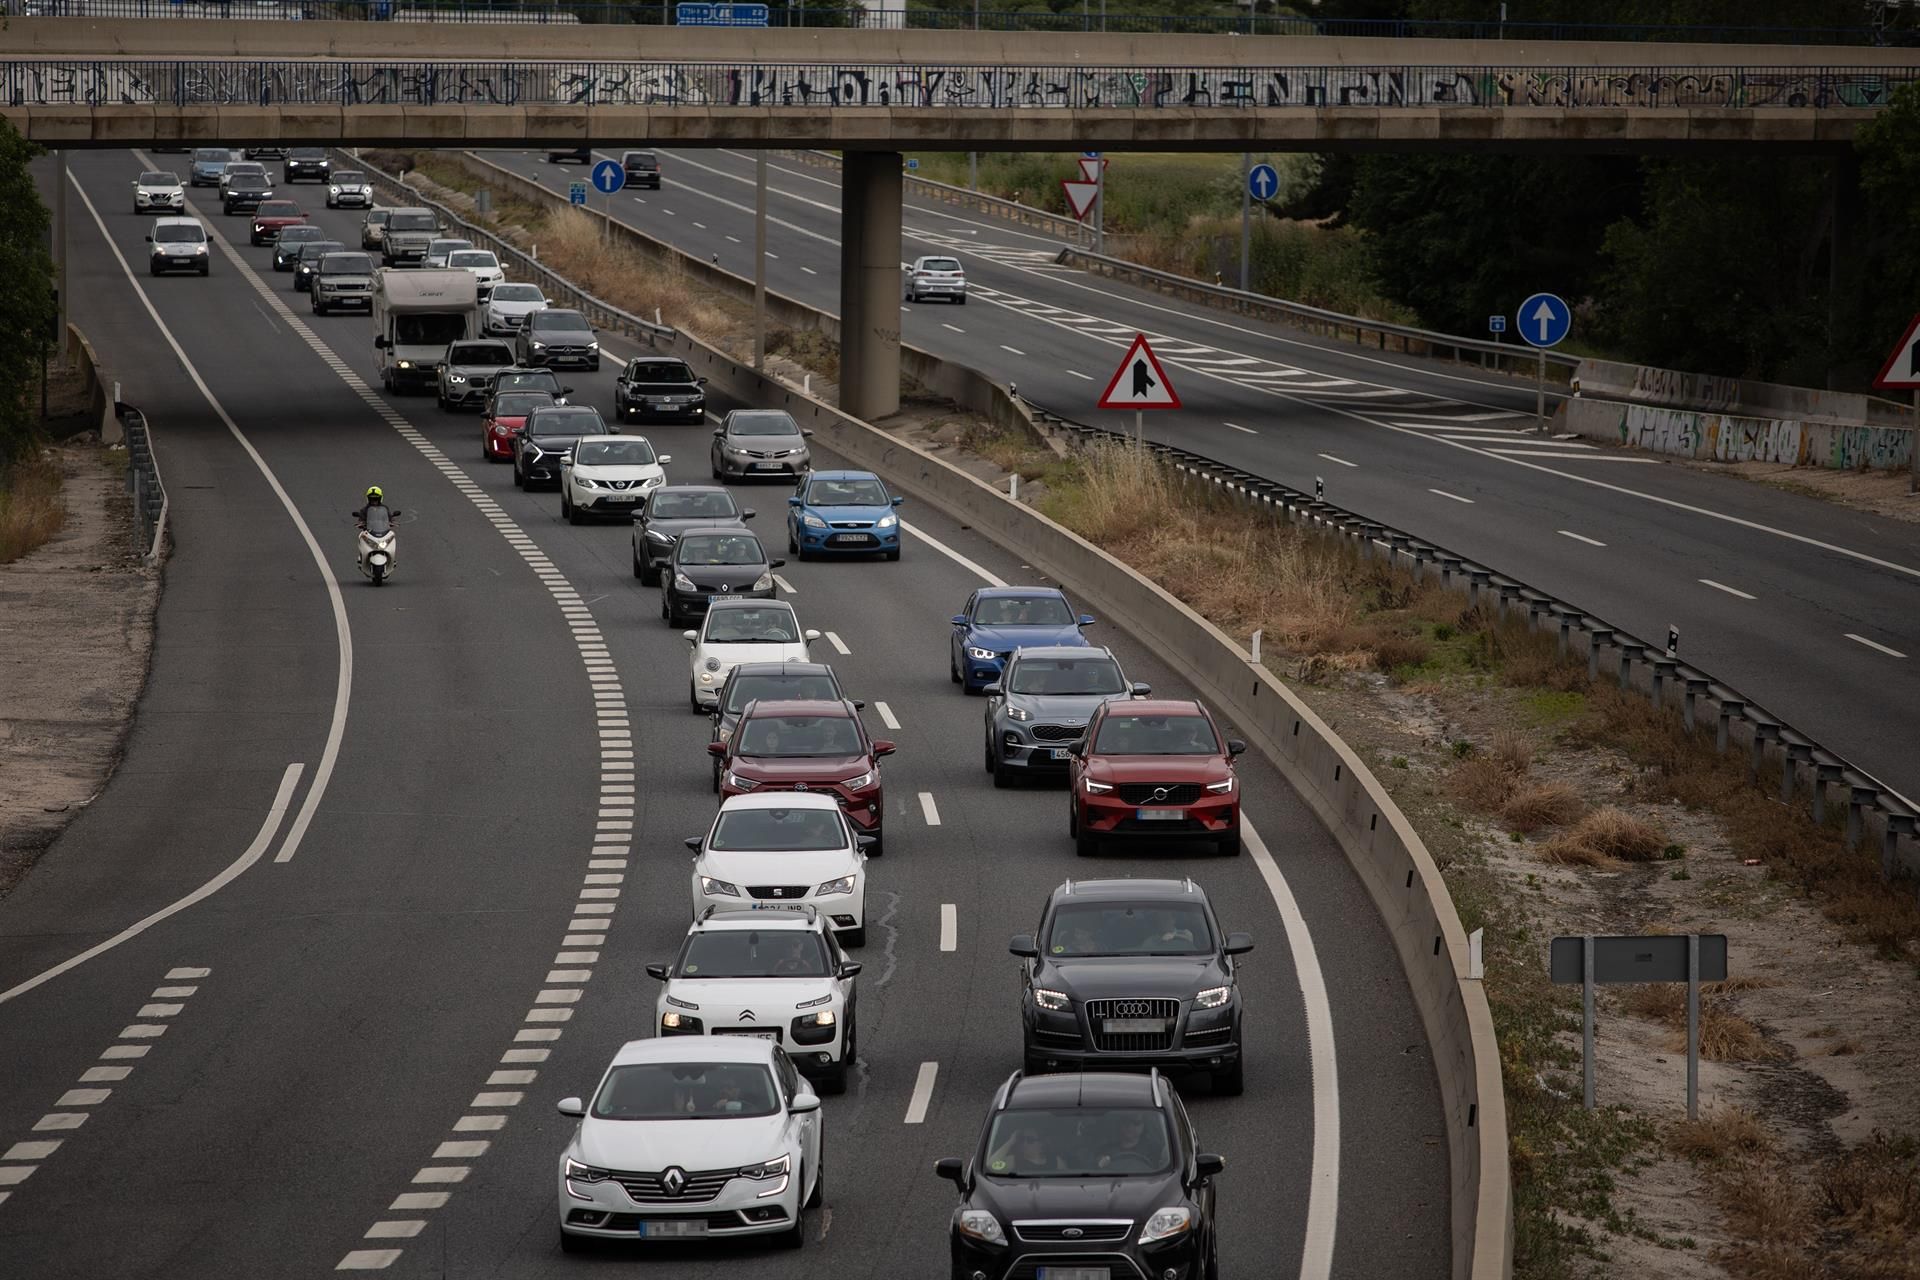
{"left": 7, "top": 61, "right": 1913, "bottom": 111}
{"left": 120, "top": 404, "right": 167, "bottom": 565}
{"left": 1020, "top": 395, "right": 1920, "bottom": 877}
{"left": 344, "top": 151, "right": 676, "bottom": 347}
{"left": 786, "top": 148, "right": 1087, "bottom": 240}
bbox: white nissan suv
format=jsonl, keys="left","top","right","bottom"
{"left": 555, "top": 1036, "right": 823, "bottom": 1252}
{"left": 687, "top": 793, "right": 871, "bottom": 947}
{"left": 650, "top": 905, "right": 862, "bottom": 1093}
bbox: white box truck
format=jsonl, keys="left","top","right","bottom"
{"left": 372, "top": 267, "right": 479, "bottom": 393}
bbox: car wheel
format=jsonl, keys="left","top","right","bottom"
{"left": 711, "top": 456, "right": 724, "bottom": 481}
{"left": 820, "top": 1044, "right": 849, "bottom": 1097}
{"left": 638, "top": 556, "right": 659, "bottom": 587}
{"left": 949, "top": 652, "right": 961, "bottom": 685}
{"left": 866, "top": 829, "right": 883, "bottom": 858}
{"left": 787, "top": 528, "right": 798, "bottom": 554}
{"left": 436, "top": 388, "right": 448, "bottom": 410}
{"left": 884, "top": 547, "right": 900, "bottom": 561}
{"left": 807, "top": 1138, "right": 828, "bottom": 1200}
{"left": 992, "top": 749, "right": 1013, "bottom": 790}
{"left": 1218, "top": 830, "right": 1242, "bottom": 857}
{"left": 565, "top": 492, "right": 583, "bottom": 525}
{"left": 312, "top": 297, "right": 325, "bottom": 315}
{"left": 841, "top": 927, "right": 865, "bottom": 949}
{"left": 690, "top": 683, "right": 705, "bottom": 713}
{"left": 198, "top": 264, "right": 210, "bottom": 277}
{"left": 1213, "top": 1049, "right": 1245, "bottom": 1097}
{"left": 710, "top": 759, "right": 721, "bottom": 794}
{"left": 558, "top": 1225, "right": 587, "bottom": 1254}
{"left": 512, "top": 459, "right": 525, "bottom": 489}
{"left": 1075, "top": 827, "right": 1097, "bottom": 857}
{"left": 777, "top": 1185, "right": 806, "bottom": 1250}
{"left": 1205, "top": 1233, "right": 1221, "bottom": 1280}
{"left": 983, "top": 737, "right": 996, "bottom": 776}
{"left": 958, "top": 294, "right": 967, "bottom": 305}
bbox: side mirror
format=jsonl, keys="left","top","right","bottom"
{"left": 873, "top": 740, "right": 896, "bottom": 757}
{"left": 713, "top": 428, "right": 725, "bottom": 438}
{"left": 803, "top": 629, "right": 821, "bottom": 642}
{"left": 1130, "top": 682, "right": 1152, "bottom": 697}
{"left": 838, "top": 961, "right": 863, "bottom": 979}
{"left": 852, "top": 699, "right": 866, "bottom": 710}
{"left": 556, "top": 1096, "right": 586, "bottom": 1118}
{"left": 706, "top": 741, "right": 727, "bottom": 757}
{"left": 951, "top": 615, "right": 969, "bottom": 627}
{"left": 697, "top": 376, "right": 709, "bottom": 386}
{"left": 373, "top": 336, "right": 388, "bottom": 349}
{"left": 789, "top": 1093, "right": 821, "bottom": 1115}
{"left": 1077, "top": 614, "right": 1097, "bottom": 628}
{"left": 683, "top": 836, "right": 702, "bottom": 851}
{"left": 1008, "top": 933, "right": 1038, "bottom": 958}
{"left": 144, "top": 234, "right": 153, "bottom": 242}
{"left": 855, "top": 834, "right": 877, "bottom": 851}
{"left": 934, "top": 1157, "right": 966, "bottom": 1188}
{"left": 658, "top": 454, "right": 672, "bottom": 465}
{"left": 788, "top": 496, "right": 803, "bottom": 507}
{"left": 802, "top": 428, "right": 816, "bottom": 437}
{"left": 682, "top": 629, "right": 698, "bottom": 644}
{"left": 645, "top": 962, "right": 669, "bottom": 980}
{"left": 562, "top": 386, "right": 575, "bottom": 395}
{"left": 982, "top": 683, "right": 1002, "bottom": 697}
{"left": 891, "top": 495, "right": 905, "bottom": 506}
{"left": 1195, "top": 1153, "right": 1226, "bottom": 1180}
{"left": 1227, "top": 739, "right": 1247, "bottom": 757}
{"left": 769, "top": 558, "right": 786, "bottom": 569}
{"left": 1224, "top": 932, "right": 1254, "bottom": 956}
{"left": 741, "top": 508, "right": 756, "bottom": 519}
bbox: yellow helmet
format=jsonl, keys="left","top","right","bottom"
{"left": 365, "top": 486, "right": 383, "bottom": 502}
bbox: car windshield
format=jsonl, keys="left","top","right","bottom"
{"left": 592, "top": 1062, "right": 779, "bottom": 1121}
{"left": 497, "top": 371, "right": 560, "bottom": 392}
{"left": 528, "top": 410, "right": 605, "bottom": 436}
{"left": 333, "top": 170, "right": 365, "bottom": 184}
{"left": 574, "top": 438, "right": 656, "bottom": 466}
{"left": 449, "top": 344, "right": 514, "bottom": 367}
{"left": 138, "top": 172, "right": 177, "bottom": 185}
{"left": 628, "top": 361, "right": 694, "bottom": 384}
{"left": 973, "top": 595, "right": 1073, "bottom": 627}
{"left": 257, "top": 202, "right": 300, "bottom": 218}
{"left": 625, "top": 152, "right": 658, "bottom": 165}
{"left": 708, "top": 806, "right": 847, "bottom": 852}
{"left": 679, "top": 534, "right": 764, "bottom": 567}
{"left": 430, "top": 240, "right": 472, "bottom": 255}
{"left": 492, "top": 284, "right": 543, "bottom": 303}
{"left": 805, "top": 477, "right": 888, "bottom": 506}
{"left": 1093, "top": 713, "right": 1220, "bottom": 755}
{"left": 490, "top": 392, "right": 552, "bottom": 417}
{"left": 983, "top": 1108, "right": 1172, "bottom": 1178}
{"left": 920, "top": 257, "right": 962, "bottom": 272}
{"left": 227, "top": 164, "right": 264, "bottom": 177}
{"left": 298, "top": 242, "right": 345, "bottom": 261}
{"left": 651, "top": 490, "right": 737, "bottom": 521}
{"left": 1046, "top": 902, "right": 1214, "bottom": 957}
{"left": 320, "top": 253, "right": 373, "bottom": 274}
{"left": 724, "top": 673, "right": 839, "bottom": 714}
{"left": 737, "top": 715, "right": 861, "bottom": 758}
{"left": 192, "top": 148, "right": 228, "bottom": 163}
{"left": 1008, "top": 656, "right": 1124, "bottom": 696}
{"left": 393, "top": 314, "right": 468, "bottom": 345}
{"left": 152, "top": 225, "right": 203, "bottom": 244}
{"left": 230, "top": 177, "right": 269, "bottom": 190}
{"left": 681, "top": 929, "right": 830, "bottom": 979}
{"left": 278, "top": 227, "right": 323, "bottom": 243}
{"left": 532, "top": 311, "right": 591, "bottom": 334}
{"left": 728, "top": 412, "right": 798, "bottom": 437}
{"left": 705, "top": 607, "right": 799, "bottom": 644}
{"left": 365, "top": 211, "right": 390, "bottom": 224}
{"left": 449, "top": 251, "right": 498, "bottom": 269}
{"left": 387, "top": 212, "right": 437, "bottom": 231}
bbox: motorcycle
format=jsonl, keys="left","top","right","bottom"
{"left": 353, "top": 506, "right": 401, "bottom": 586}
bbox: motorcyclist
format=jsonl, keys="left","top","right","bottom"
{"left": 353, "top": 485, "right": 400, "bottom": 527}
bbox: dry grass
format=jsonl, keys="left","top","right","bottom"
{"left": 1667, "top": 1106, "right": 1776, "bottom": 1162}
{"left": 0, "top": 452, "right": 66, "bottom": 564}
{"left": 1500, "top": 782, "right": 1586, "bottom": 834}
{"left": 534, "top": 210, "right": 739, "bottom": 339}
{"left": 1452, "top": 756, "right": 1521, "bottom": 812}
{"left": 1700, "top": 1133, "right": 1920, "bottom": 1280}
{"left": 1617, "top": 981, "right": 1785, "bottom": 1063}
{"left": 1537, "top": 806, "right": 1667, "bottom": 866}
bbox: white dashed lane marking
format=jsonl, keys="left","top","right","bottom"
{"left": 1428, "top": 488, "right": 1475, "bottom": 504}
{"left": 1316, "top": 453, "right": 1358, "bottom": 468}
{"left": 919, "top": 792, "right": 942, "bottom": 826}
{"left": 824, "top": 631, "right": 852, "bottom": 655}
{"left": 1845, "top": 633, "right": 1906, "bottom": 659}
{"left": 903, "top": 1062, "right": 939, "bottom": 1124}
{"left": 939, "top": 904, "right": 957, "bottom": 952}
{"left": 874, "top": 701, "right": 901, "bottom": 730}
{"left": 1699, "top": 579, "right": 1755, "bottom": 600}
{"left": 1557, "top": 530, "right": 1607, "bottom": 547}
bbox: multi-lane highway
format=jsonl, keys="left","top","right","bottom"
{"left": 0, "top": 149, "right": 1447, "bottom": 1278}
{"left": 473, "top": 145, "right": 1920, "bottom": 807}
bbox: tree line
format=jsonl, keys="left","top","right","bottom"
{"left": 1, "top": 121, "right": 57, "bottom": 469}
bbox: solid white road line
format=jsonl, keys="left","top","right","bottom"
{"left": 999, "top": 345, "right": 1025, "bottom": 356}
{"left": 1067, "top": 370, "right": 1093, "bottom": 380}
{"left": 801, "top": 265, "right": 817, "bottom": 274}
{"left": 942, "top": 323, "right": 965, "bottom": 333}
{"left": 1846, "top": 633, "right": 1907, "bottom": 659}
{"left": 772, "top": 573, "right": 796, "bottom": 594}
{"left": 824, "top": 631, "right": 852, "bottom": 655}
{"left": 898, "top": 520, "right": 1007, "bottom": 586}
{"left": 939, "top": 903, "right": 957, "bottom": 952}
{"left": 1316, "top": 453, "right": 1357, "bottom": 468}
{"left": 1428, "top": 488, "right": 1475, "bottom": 504}
{"left": 1556, "top": 530, "right": 1607, "bottom": 547}
{"left": 1224, "top": 422, "right": 1258, "bottom": 435}
{"left": 875, "top": 701, "right": 901, "bottom": 730}
{"left": 0, "top": 764, "right": 300, "bottom": 1006}
{"left": 918, "top": 792, "right": 941, "bottom": 826}
{"left": 903, "top": 1062, "right": 938, "bottom": 1124}
{"left": 1699, "top": 578, "right": 1756, "bottom": 600}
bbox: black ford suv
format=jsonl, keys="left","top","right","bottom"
{"left": 512, "top": 404, "right": 611, "bottom": 490}
{"left": 1012, "top": 878, "right": 1251, "bottom": 1093}
{"left": 614, "top": 355, "right": 707, "bottom": 424}
{"left": 936, "top": 1069, "right": 1224, "bottom": 1280}
{"left": 283, "top": 146, "right": 331, "bottom": 183}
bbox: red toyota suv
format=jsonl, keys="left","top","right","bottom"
{"left": 1068, "top": 699, "right": 1246, "bottom": 857}
{"left": 709, "top": 699, "right": 896, "bottom": 853}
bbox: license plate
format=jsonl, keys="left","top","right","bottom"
{"left": 830, "top": 534, "right": 867, "bottom": 544}
{"left": 1050, "top": 748, "right": 1073, "bottom": 760}
{"left": 734, "top": 1029, "right": 777, "bottom": 1040}
{"left": 1038, "top": 1269, "right": 1109, "bottom": 1280}
{"left": 605, "top": 495, "right": 638, "bottom": 504}
{"left": 1104, "top": 1017, "right": 1168, "bottom": 1035}
{"left": 752, "top": 462, "right": 784, "bottom": 471}
{"left": 637, "top": 1218, "right": 707, "bottom": 1239}
{"left": 1136, "top": 808, "right": 1185, "bottom": 821}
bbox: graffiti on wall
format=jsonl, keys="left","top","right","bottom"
{"left": 1607, "top": 403, "right": 1913, "bottom": 472}
{"left": 1, "top": 60, "right": 1907, "bottom": 110}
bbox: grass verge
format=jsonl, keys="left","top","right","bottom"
{"left": 0, "top": 450, "right": 66, "bottom": 564}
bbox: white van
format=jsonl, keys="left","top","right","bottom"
{"left": 146, "top": 217, "right": 210, "bottom": 277}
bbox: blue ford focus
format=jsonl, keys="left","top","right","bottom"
{"left": 787, "top": 470, "right": 905, "bottom": 561}
{"left": 949, "top": 587, "right": 1096, "bottom": 693}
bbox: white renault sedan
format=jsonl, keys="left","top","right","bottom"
{"left": 554, "top": 1036, "right": 822, "bottom": 1252}
{"left": 683, "top": 599, "right": 818, "bottom": 711}
{"left": 650, "top": 905, "right": 861, "bottom": 1093}
{"left": 687, "top": 793, "right": 871, "bottom": 947}
{"left": 560, "top": 436, "right": 670, "bottom": 525}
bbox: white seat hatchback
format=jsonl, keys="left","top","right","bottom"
{"left": 684, "top": 598, "right": 818, "bottom": 711}
{"left": 687, "top": 793, "right": 871, "bottom": 947}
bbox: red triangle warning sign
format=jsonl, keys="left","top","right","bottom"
{"left": 1872, "top": 311, "right": 1920, "bottom": 390}
{"left": 1098, "top": 334, "right": 1182, "bottom": 410}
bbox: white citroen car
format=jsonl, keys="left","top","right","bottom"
{"left": 650, "top": 905, "right": 861, "bottom": 1093}
{"left": 447, "top": 248, "right": 505, "bottom": 299}
{"left": 684, "top": 598, "right": 818, "bottom": 711}
{"left": 687, "top": 793, "right": 870, "bottom": 947}
{"left": 560, "top": 436, "right": 670, "bottom": 525}
{"left": 482, "top": 282, "right": 547, "bottom": 337}
{"left": 131, "top": 169, "right": 185, "bottom": 215}
{"left": 554, "top": 1036, "right": 822, "bottom": 1252}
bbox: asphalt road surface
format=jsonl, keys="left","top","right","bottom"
{"left": 0, "top": 150, "right": 1448, "bottom": 1279}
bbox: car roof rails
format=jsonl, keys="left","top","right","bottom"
{"left": 992, "top": 1070, "right": 1024, "bottom": 1112}
{"left": 1149, "top": 1067, "right": 1165, "bottom": 1107}
{"left": 1060, "top": 879, "right": 1073, "bottom": 895}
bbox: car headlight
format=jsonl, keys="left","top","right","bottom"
{"left": 659, "top": 1010, "right": 703, "bottom": 1030}
{"left": 1032, "top": 987, "right": 1070, "bottom": 1011}
{"left": 797, "top": 1007, "right": 835, "bottom": 1025}
{"left": 1206, "top": 776, "right": 1235, "bottom": 794}
{"left": 673, "top": 572, "right": 696, "bottom": 591}
{"left": 192, "top": 244, "right": 208, "bottom": 255}
{"left": 645, "top": 529, "right": 675, "bottom": 543}
{"left": 966, "top": 646, "right": 996, "bottom": 661}
{"left": 723, "top": 772, "right": 758, "bottom": 791}
{"left": 1195, "top": 984, "right": 1232, "bottom": 1009}
{"left": 739, "top": 1153, "right": 789, "bottom": 1181}
{"left": 447, "top": 373, "right": 466, "bottom": 384}
{"left": 801, "top": 513, "right": 827, "bottom": 529}
{"left": 957, "top": 1209, "right": 1006, "bottom": 1246}
{"left": 816, "top": 875, "right": 856, "bottom": 897}
{"left": 703, "top": 657, "right": 722, "bottom": 673}
{"left": 727, "top": 444, "right": 751, "bottom": 456}
{"left": 796, "top": 994, "right": 833, "bottom": 1010}
{"left": 329, "top": 186, "right": 340, "bottom": 195}
{"left": 1005, "top": 706, "right": 1030, "bottom": 722}
{"left": 877, "top": 514, "right": 897, "bottom": 529}
{"left": 1084, "top": 778, "right": 1114, "bottom": 795}
{"left": 752, "top": 572, "right": 773, "bottom": 591}
{"left": 665, "top": 994, "right": 699, "bottom": 1011}
{"left": 1140, "top": 1206, "right": 1193, "bottom": 1244}
{"left": 841, "top": 771, "right": 873, "bottom": 790}
{"left": 573, "top": 475, "right": 596, "bottom": 488}
{"left": 397, "top": 361, "right": 412, "bottom": 370}
{"left": 565, "top": 1157, "right": 609, "bottom": 1188}
{"left": 698, "top": 875, "right": 740, "bottom": 897}
{"left": 642, "top": 474, "right": 663, "bottom": 487}
{"left": 530, "top": 340, "right": 548, "bottom": 350}
{"left": 587, "top": 341, "right": 599, "bottom": 351}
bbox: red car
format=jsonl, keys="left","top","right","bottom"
{"left": 481, "top": 389, "right": 556, "bottom": 462}
{"left": 709, "top": 698, "right": 895, "bottom": 853}
{"left": 249, "top": 200, "right": 307, "bottom": 246}
{"left": 1067, "top": 699, "right": 1245, "bottom": 857}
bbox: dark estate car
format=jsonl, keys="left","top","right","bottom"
{"left": 659, "top": 529, "right": 782, "bottom": 628}
{"left": 712, "top": 698, "right": 894, "bottom": 852}
{"left": 936, "top": 1067, "right": 1226, "bottom": 1280}
{"left": 512, "top": 404, "right": 611, "bottom": 490}
{"left": 1011, "top": 877, "right": 1252, "bottom": 1092}
{"left": 1067, "top": 700, "right": 1245, "bottom": 857}
{"left": 290, "top": 239, "right": 346, "bottom": 291}
{"left": 614, "top": 355, "right": 707, "bottom": 424}
{"left": 706, "top": 661, "right": 852, "bottom": 788}
{"left": 283, "top": 146, "right": 331, "bottom": 182}
{"left": 621, "top": 149, "right": 662, "bottom": 189}
{"left": 631, "top": 484, "right": 752, "bottom": 585}
{"left": 516, "top": 307, "right": 600, "bottom": 371}
{"left": 983, "top": 645, "right": 1150, "bottom": 787}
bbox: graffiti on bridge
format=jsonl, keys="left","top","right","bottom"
{"left": 2, "top": 61, "right": 1903, "bottom": 110}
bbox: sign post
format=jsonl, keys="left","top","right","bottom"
{"left": 1516, "top": 291, "right": 1571, "bottom": 435}
{"left": 589, "top": 158, "right": 625, "bottom": 244}
{"left": 754, "top": 150, "right": 767, "bottom": 371}
{"left": 1243, "top": 161, "right": 1278, "bottom": 294}
{"left": 1551, "top": 933, "right": 1728, "bottom": 1118}
{"left": 1098, "top": 333, "right": 1181, "bottom": 448}
{"left": 1083, "top": 152, "right": 1105, "bottom": 255}
{"left": 1869, "top": 311, "right": 1920, "bottom": 493}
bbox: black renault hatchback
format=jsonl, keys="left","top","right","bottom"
{"left": 936, "top": 1069, "right": 1224, "bottom": 1280}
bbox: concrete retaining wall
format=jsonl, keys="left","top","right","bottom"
{"left": 1566, "top": 396, "right": 1916, "bottom": 471}
{"left": 67, "top": 321, "right": 119, "bottom": 444}
{"left": 1574, "top": 355, "right": 1910, "bottom": 428}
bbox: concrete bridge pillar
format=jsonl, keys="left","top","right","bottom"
{"left": 839, "top": 150, "right": 902, "bottom": 422}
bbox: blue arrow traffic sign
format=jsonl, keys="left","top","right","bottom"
{"left": 1082, "top": 150, "right": 1102, "bottom": 159}
{"left": 568, "top": 180, "right": 587, "bottom": 206}
{"left": 590, "top": 159, "right": 626, "bottom": 195}
{"left": 1517, "top": 292, "right": 1571, "bottom": 348}
{"left": 1247, "top": 162, "right": 1279, "bottom": 202}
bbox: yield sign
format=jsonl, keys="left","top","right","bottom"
{"left": 1077, "top": 156, "right": 1106, "bottom": 184}
{"left": 1872, "top": 311, "right": 1920, "bottom": 390}
{"left": 1061, "top": 179, "right": 1100, "bottom": 221}
{"left": 1098, "top": 334, "right": 1182, "bottom": 410}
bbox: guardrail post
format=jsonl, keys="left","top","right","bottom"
{"left": 1779, "top": 742, "right": 1809, "bottom": 803}
{"left": 1886, "top": 814, "right": 1917, "bottom": 886}
{"left": 1847, "top": 786, "right": 1876, "bottom": 851}
{"left": 1716, "top": 699, "right": 1745, "bottom": 754}
{"left": 1586, "top": 627, "right": 1614, "bottom": 682}
{"left": 1650, "top": 657, "right": 1678, "bottom": 708}
{"left": 1618, "top": 641, "right": 1648, "bottom": 691}
{"left": 1682, "top": 676, "right": 1711, "bottom": 733}
{"left": 1556, "top": 610, "right": 1583, "bottom": 658}
{"left": 1749, "top": 722, "right": 1780, "bottom": 785}
{"left": 1812, "top": 761, "right": 1845, "bottom": 825}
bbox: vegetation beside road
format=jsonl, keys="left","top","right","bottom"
{"left": 0, "top": 120, "right": 63, "bottom": 559}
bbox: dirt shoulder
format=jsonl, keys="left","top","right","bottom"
{"left": 0, "top": 435, "right": 161, "bottom": 902}
{"left": 1673, "top": 456, "right": 1920, "bottom": 525}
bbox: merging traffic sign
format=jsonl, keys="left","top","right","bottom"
{"left": 1872, "top": 312, "right": 1920, "bottom": 390}
{"left": 590, "top": 159, "right": 626, "bottom": 195}
{"left": 1247, "top": 162, "right": 1279, "bottom": 202}
{"left": 1098, "top": 334, "right": 1181, "bottom": 410}
{"left": 1517, "top": 292, "right": 1572, "bottom": 348}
